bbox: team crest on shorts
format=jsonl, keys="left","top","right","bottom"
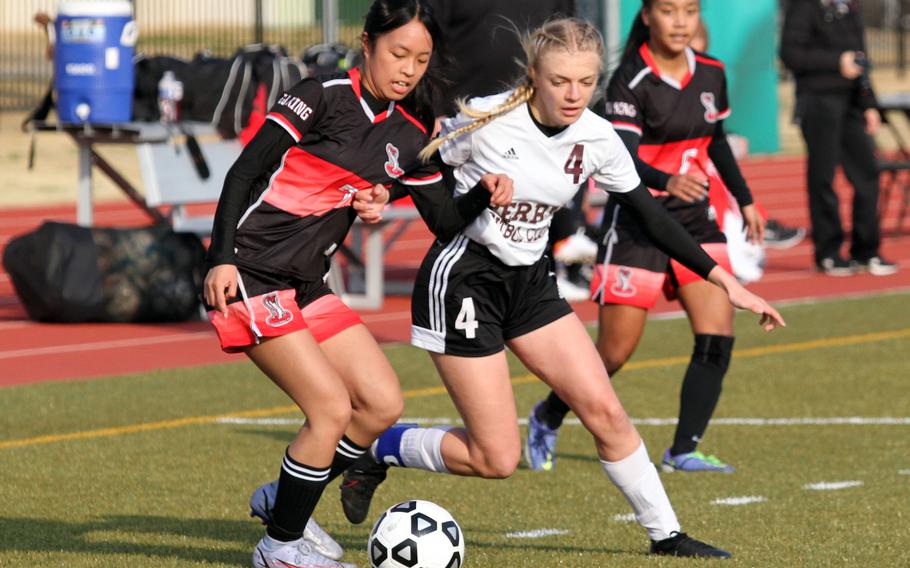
{"left": 263, "top": 292, "right": 294, "bottom": 327}
{"left": 611, "top": 267, "right": 637, "bottom": 297}
{"left": 384, "top": 143, "right": 405, "bottom": 178}
{"left": 700, "top": 92, "right": 719, "bottom": 123}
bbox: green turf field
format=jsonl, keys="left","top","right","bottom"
{"left": 2, "top": 292, "right": 909, "bottom": 567}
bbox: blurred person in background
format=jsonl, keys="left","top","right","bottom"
{"left": 689, "top": 19, "right": 805, "bottom": 285}
{"left": 780, "top": 0, "right": 897, "bottom": 276}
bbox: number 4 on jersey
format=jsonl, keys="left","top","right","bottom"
{"left": 455, "top": 297, "right": 479, "bottom": 339}
{"left": 564, "top": 144, "right": 585, "bottom": 183}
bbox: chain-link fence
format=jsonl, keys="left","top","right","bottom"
{"left": 861, "top": 0, "right": 910, "bottom": 68}
{"left": 0, "top": 0, "right": 371, "bottom": 110}
{"left": 2, "top": 0, "right": 907, "bottom": 111}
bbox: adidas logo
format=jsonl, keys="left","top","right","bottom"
{"left": 502, "top": 147, "right": 519, "bottom": 159}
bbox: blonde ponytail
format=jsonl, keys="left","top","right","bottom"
{"left": 418, "top": 17, "right": 604, "bottom": 163}
{"left": 418, "top": 82, "right": 534, "bottom": 162}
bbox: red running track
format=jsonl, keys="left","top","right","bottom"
{"left": 1, "top": 155, "right": 908, "bottom": 386}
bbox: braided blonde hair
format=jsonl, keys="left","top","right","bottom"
{"left": 418, "top": 17, "right": 605, "bottom": 162}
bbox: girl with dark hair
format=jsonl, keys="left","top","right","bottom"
{"left": 202, "top": 0, "right": 512, "bottom": 565}
{"left": 529, "top": 0, "right": 764, "bottom": 475}
{"left": 343, "top": 17, "right": 783, "bottom": 558}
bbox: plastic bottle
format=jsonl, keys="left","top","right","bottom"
{"left": 157, "top": 70, "right": 184, "bottom": 124}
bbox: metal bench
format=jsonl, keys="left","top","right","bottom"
{"left": 138, "top": 137, "right": 419, "bottom": 309}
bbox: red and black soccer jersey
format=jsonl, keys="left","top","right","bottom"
{"left": 207, "top": 69, "right": 453, "bottom": 281}
{"left": 600, "top": 44, "right": 732, "bottom": 197}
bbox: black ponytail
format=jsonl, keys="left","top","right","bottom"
{"left": 620, "top": 2, "right": 652, "bottom": 64}
{"left": 363, "top": 0, "right": 446, "bottom": 130}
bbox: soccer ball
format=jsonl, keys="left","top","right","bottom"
{"left": 368, "top": 500, "right": 465, "bottom": 568}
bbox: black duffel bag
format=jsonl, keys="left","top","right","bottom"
{"left": 2, "top": 222, "right": 205, "bottom": 323}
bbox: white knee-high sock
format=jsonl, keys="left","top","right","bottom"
{"left": 400, "top": 427, "right": 450, "bottom": 472}
{"left": 601, "top": 441, "right": 680, "bottom": 541}
{"left": 374, "top": 425, "right": 451, "bottom": 473}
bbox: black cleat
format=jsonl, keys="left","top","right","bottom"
{"left": 340, "top": 453, "right": 388, "bottom": 524}
{"left": 650, "top": 532, "right": 732, "bottom": 559}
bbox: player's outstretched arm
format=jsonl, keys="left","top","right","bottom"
{"left": 611, "top": 184, "right": 784, "bottom": 331}
{"left": 706, "top": 266, "right": 786, "bottom": 331}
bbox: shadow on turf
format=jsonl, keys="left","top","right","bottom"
{"left": 0, "top": 515, "right": 637, "bottom": 564}
{"left": 517, "top": 451, "right": 601, "bottom": 469}
{"left": 0, "top": 515, "right": 262, "bottom": 564}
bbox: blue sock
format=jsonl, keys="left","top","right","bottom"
{"left": 374, "top": 423, "right": 418, "bottom": 467}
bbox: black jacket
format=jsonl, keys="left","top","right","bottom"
{"left": 426, "top": 0, "right": 575, "bottom": 116}
{"left": 780, "top": 0, "right": 877, "bottom": 109}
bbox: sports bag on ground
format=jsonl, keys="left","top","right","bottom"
{"left": 3, "top": 222, "right": 205, "bottom": 323}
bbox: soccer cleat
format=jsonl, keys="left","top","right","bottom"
{"left": 661, "top": 449, "right": 734, "bottom": 473}
{"left": 340, "top": 452, "right": 388, "bottom": 524}
{"left": 556, "top": 274, "right": 591, "bottom": 302}
{"left": 650, "top": 531, "right": 732, "bottom": 558}
{"left": 252, "top": 536, "right": 343, "bottom": 568}
{"left": 524, "top": 401, "right": 560, "bottom": 471}
{"left": 249, "top": 481, "right": 344, "bottom": 561}
{"left": 851, "top": 256, "right": 898, "bottom": 276}
{"left": 553, "top": 229, "right": 598, "bottom": 265}
{"left": 763, "top": 219, "right": 806, "bottom": 249}
{"left": 816, "top": 256, "right": 854, "bottom": 277}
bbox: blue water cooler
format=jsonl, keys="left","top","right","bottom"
{"left": 54, "top": 0, "right": 138, "bottom": 124}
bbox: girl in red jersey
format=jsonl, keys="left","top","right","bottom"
{"left": 203, "top": 1, "right": 511, "bottom": 566}
{"left": 530, "top": 0, "right": 765, "bottom": 474}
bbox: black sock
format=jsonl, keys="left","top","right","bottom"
{"left": 670, "top": 334, "right": 734, "bottom": 456}
{"left": 267, "top": 449, "right": 331, "bottom": 542}
{"left": 537, "top": 391, "right": 572, "bottom": 429}
{"left": 327, "top": 435, "right": 368, "bottom": 482}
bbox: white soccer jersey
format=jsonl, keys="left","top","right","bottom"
{"left": 439, "top": 91, "right": 641, "bottom": 266}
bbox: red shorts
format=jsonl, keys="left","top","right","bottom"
{"left": 206, "top": 266, "right": 362, "bottom": 353}
{"left": 590, "top": 199, "right": 732, "bottom": 309}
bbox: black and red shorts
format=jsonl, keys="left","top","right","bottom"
{"left": 206, "top": 264, "right": 361, "bottom": 353}
{"left": 590, "top": 199, "right": 731, "bottom": 309}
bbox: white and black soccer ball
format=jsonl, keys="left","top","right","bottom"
{"left": 368, "top": 500, "right": 464, "bottom": 568}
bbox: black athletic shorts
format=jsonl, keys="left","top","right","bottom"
{"left": 410, "top": 235, "right": 574, "bottom": 357}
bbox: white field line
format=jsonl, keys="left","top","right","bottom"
{"left": 1, "top": 289, "right": 908, "bottom": 356}
{"left": 898, "top": 470, "right": 910, "bottom": 476}
{"left": 803, "top": 481, "right": 864, "bottom": 491}
{"left": 612, "top": 513, "right": 637, "bottom": 523}
{"left": 758, "top": 261, "right": 910, "bottom": 284}
{"left": 0, "top": 331, "right": 213, "bottom": 360}
{"left": 712, "top": 496, "right": 768, "bottom": 506}
{"left": 763, "top": 286, "right": 910, "bottom": 311}
{"left": 215, "top": 416, "right": 910, "bottom": 427}
{"left": 504, "top": 528, "right": 570, "bottom": 539}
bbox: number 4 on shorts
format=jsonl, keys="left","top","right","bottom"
{"left": 455, "top": 297, "right": 479, "bottom": 339}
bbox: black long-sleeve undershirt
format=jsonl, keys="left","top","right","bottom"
{"left": 616, "top": 121, "right": 753, "bottom": 209}
{"left": 388, "top": 152, "right": 492, "bottom": 242}
{"left": 706, "top": 122, "right": 753, "bottom": 208}
{"left": 206, "top": 122, "right": 490, "bottom": 268}
{"left": 206, "top": 122, "right": 291, "bottom": 267}
{"left": 611, "top": 184, "right": 718, "bottom": 280}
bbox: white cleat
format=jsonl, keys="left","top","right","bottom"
{"left": 252, "top": 537, "right": 343, "bottom": 568}
{"left": 556, "top": 275, "right": 590, "bottom": 302}
{"left": 249, "top": 480, "right": 345, "bottom": 561}
{"left": 304, "top": 517, "right": 345, "bottom": 562}
{"left": 554, "top": 229, "right": 598, "bottom": 265}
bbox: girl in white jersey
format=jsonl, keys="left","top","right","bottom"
{"left": 350, "top": 18, "right": 785, "bottom": 558}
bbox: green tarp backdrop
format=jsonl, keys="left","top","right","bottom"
{"left": 619, "top": 0, "right": 780, "bottom": 153}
